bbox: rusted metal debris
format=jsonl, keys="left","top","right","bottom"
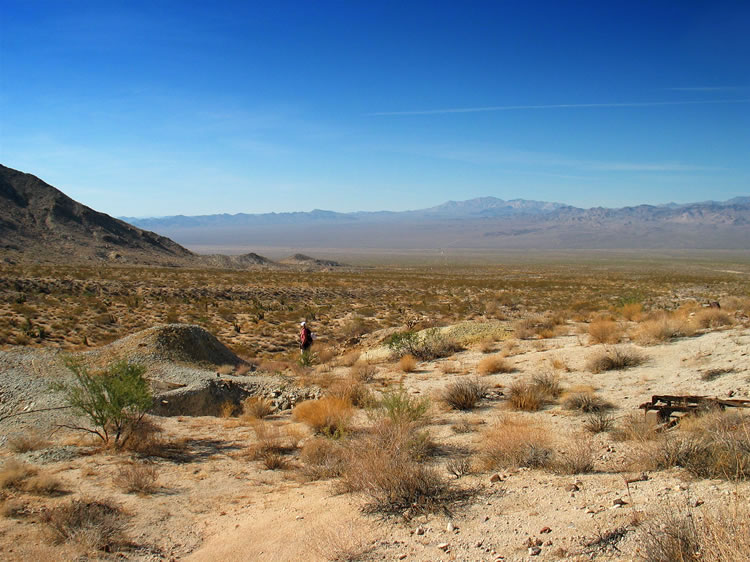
{"left": 639, "top": 394, "right": 750, "bottom": 427}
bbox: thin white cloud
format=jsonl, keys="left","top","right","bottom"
{"left": 369, "top": 98, "right": 750, "bottom": 116}
{"left": 667, "top": 87, "right": 746, "bottom": 92}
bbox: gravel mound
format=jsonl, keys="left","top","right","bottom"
{"left": 86, "top": 324, "right": 243, "bottom": 369}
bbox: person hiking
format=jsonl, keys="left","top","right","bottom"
{"left": 299, "top": 321, "right": 313, "bottom": 354}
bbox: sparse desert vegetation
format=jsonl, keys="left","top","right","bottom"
{"left": 1, "top": 256, "right": 750, "bottom": 560}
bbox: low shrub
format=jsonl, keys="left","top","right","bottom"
{"left": 621, "top": 302, "right": 643, "bottom": 321}
{"left": 114, "top": 462, "right": 159, "bottom": 494}
{"left": 300, "top": 437, "right": 347, "bottom": 480}
{"left": 632, "top": 312, "right": 690, "bottom": 345}
{"left": 693, "top": 308, "right": 734, "bottom": 330}
{"left": 506, "top": 381, "right": 546, "bottom": 412}
{"left": 638, "top": 502, "right": 750, "bottom": 562}
{"left": 478, "top": 415, "right": 554, "bottom": 470}
{"left": 442, "top": 378, "right": 487, "bottom": 410}
{"left": 7, "top": 431, "right": 48, "bottom": 453}
{"left": 586, "top": 346, "right": 645, "bottom": 373}
{"left": 563, "top": 391, "right": 613, "bottom": 413}
{"left": 41, "top": 498, "right": 128, "bottom": 551}
{"left": 326, "top": 378, "right": 373, "bottom": 408}
{"left": 612, "top": 411, "right": 659, "bottom": 442}
{"left": 398, "top": 354, "right": 418, "bottom": 373}
{"left": 385, "top": 328, "right": 461, "bottom": 360}
{"left": 54, "top": 359, "right": 152, "bottom": 448}
{"left": 647, "top": 411, "right": 750, "bottom": 480}
{"left": 0, "top": 459, "right": 36, "bottom": 490}
{"left": 376, "top": 388, "right": 430, "bottom": 424}
{"left": 588, "top": 318, "right": 622, "bottom": 344}
{"left": 242, "top": 396, "right": 274, "bottom": 420}
{"left": 584, "top": 411, "right": 615, "bottom": 433}
{"left": 293, "top": 397, "right": 353, "bottom": 435}
{"left": 338, "top": 420, "right": 449, "bottom": 515}
{"left": 553, "top": 439, "right": 595, "bottom": 474}
{"left": 350, "top": 360, "right": 377, "bottom": 382}
{"left": 477, "top": 354, "right": 514, "bottom": 375}
{"left": 531, "top": 372, "right": 562, "bottom": 399}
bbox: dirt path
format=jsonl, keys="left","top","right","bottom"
{"left": 187, "top": 480, "right": 368, "bottom": 561}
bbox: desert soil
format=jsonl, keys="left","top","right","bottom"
{"left": 1, "top": 321, "right": 749, "bottom": 561}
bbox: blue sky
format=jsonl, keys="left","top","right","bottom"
{"left": 1, "top": 0, "right": 749, "bottom": 216}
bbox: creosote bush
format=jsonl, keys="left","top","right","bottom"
{"left": 442, "top": 378, "right": 487, "bottom": 410}
{"left": 477, "top": 354, "right": 514, "bottom": 375}
{"left": 586, "top": 346, "right": 645, "bottom": 373}
{"left": 385, "top": 328, "right": 461, "bottom": 360}
{"left": 376, "top": 388, "right": 430, "bottom": 424}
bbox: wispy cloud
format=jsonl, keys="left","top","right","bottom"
{"left": 369, "top": 98, "right": 750, "bottom": 116}
{"left": 667, "top": 87, "right": 747, "bottom": 92}
{"left": 374, "top": 142, "right": 721, "bottom": 174}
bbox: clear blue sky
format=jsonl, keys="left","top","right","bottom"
{"left": 1, "top": 0, "right": 748, "bottom": 216}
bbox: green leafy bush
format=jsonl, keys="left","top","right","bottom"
{"left": 55, "top": 360, "right": 152, "bottom": 448}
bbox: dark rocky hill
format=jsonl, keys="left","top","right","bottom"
{"left": 0, "top": 164, "right": 195, "bottom": 265}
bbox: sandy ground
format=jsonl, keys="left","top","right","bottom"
{"left": 1, "top": 322, "right": 749, "bottom": 561}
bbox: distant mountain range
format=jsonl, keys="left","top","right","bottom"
{"left": 122, "top": 195, "right": 750, "bottom": 250}
{"left": 1, "top": 163, "right": 748, "bottom": 258}
{"left": 0, "top": 165, "right": 342, "bottom": 267}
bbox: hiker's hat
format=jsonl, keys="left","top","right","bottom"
{"left": 300, "top": 321, "right": 306, "bottom": 326}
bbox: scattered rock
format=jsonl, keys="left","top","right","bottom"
{"left": 529, "top": 546, "right": 542, "bottom": 556}
{"left": 437, "top": 542, "right": 450, "bottom": 551}
{"left": 490, "top": 473, "right": 502, "bottom": 483}
{"left": 540, "top": 526, "right": 552, "bottom": 534}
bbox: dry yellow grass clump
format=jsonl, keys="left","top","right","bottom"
{"left": 242, "top": 396, "right": 274, "bottom": 420}
{"left": 506, "top": 373, "right": 561, "bottom": 412}
{"left": 477, "top": 354, "right": 514, "bottom": 375}
{"left": 586, "top": 345, "right": 645, "bottom": 373}
{"left": 292, "top": 397, "right": 353, "bottom": 435}
{"left": 632, "top": 311, "right": 691, "bottom": 345}
{"left": 398, "top": 354, "right": 417, "bottom": 373}
{"left": 587, "top": 318, "right": 622, "bottom": 344}
{"left": 477, "top": 415, "right": 554, "bottom": 470}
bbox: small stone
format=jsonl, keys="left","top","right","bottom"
{"left": 545, "top": 540, "right": 553, "bottom": 546}
{"left": 540, "top": 526, "right": 552, "bottom": 534}
{"left": 484, "top": 515, "right": 490, "bottom": 522}
{"left": 437, "top": 542, "right": 450, "bottom": 551}
{"left": 398, "top": 555, "right": 407, "bottom": 560}
{"left": 565, "top": 483, "right": 580, "bottom": 492}
{"left": 490, "top": 473, "right": 502, "bottom": 483}
{"left": 295, "top": 515, "right": 304, "bottom": 520}
{"left": 475, "top": 541, "right": 484, "bottom": 548}
{"left": 447, "top": 521, "right": 455, "bottom": 532}
{"left": 694, "top": 499, "right": 704, "bottom": 507}
{"left": 613, "top": 498, "right": 627, "bottom": 506}
{"left": 529, "top": 546, "right": 542, "bottom": 556}
{"left": 415, "top": 526, "right": 425, "bottom": 535}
